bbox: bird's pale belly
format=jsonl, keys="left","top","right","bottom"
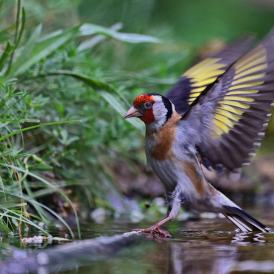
{"left": 147, "top": 155, "right": 207, "bottom": 202}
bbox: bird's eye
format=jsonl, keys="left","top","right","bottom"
{"left": 144, "top": 102, "right": 153, "bottom": 109}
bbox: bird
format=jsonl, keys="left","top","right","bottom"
{"left": 123, "top": 30, "right": 274, "bottom": 237}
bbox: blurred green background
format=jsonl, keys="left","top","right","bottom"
{"left": 24, "top": 0, "right": 274, "bottom": 39}
{"left": 0, "top": 0, "right": 274, "bottom": 235}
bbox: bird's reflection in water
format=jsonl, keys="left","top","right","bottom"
{"left": 169, "top": 242, "right": 236, "bottom": 274}
{"left": 167, "top": 231, "right": 268, "bottom": 274}
{"left": 231, "top": 231, "right": 266, "bottom": 244}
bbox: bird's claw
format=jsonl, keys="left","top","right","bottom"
{"left": 134, "top": 226, "right": 171, "bottom": 238}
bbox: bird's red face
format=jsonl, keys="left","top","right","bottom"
{"left": 124, "top": 94, "right": 155, "bottom": 124}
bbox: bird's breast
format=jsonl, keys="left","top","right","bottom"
{"left": 146, "top": 128, "right": 176, "bottom": 161}
{"left": 145, "top": 113, "right": 181, "bottom": 161}
{"left": 146, "top": 138, "right": 207, "bottom": 200}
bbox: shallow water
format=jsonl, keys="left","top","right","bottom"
{"left": 64, "top": 209, "right": 274, "bottom": 274}
{"left": 1, "top": 209, "right": 274, "bottom": 274}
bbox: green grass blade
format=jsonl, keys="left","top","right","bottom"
{"left": 0, "top": 42, "right": 13, "bottom": 72}
{"left": 0, "top": 120, "right": 79, "bottom": 142}
{"left": 100, "top": 91, "right": 143, "bottom": 130}
{"left": 5, "top": 0, "right": 25, "bottom": 75}
{"left": 0, "top": 206, "right": 49, "bottom": 235}
{"left": 80, "top": 23, "right": 160, "bottom": 44}
{"left": 32, "top": 70, "right": 142, "bottom": 130}
{"left": 38, "top": 70, "right": 115, "bottom": 93}
{"left": 0, "top": 184, "right": 75, "bottom": 238}
{"left": 7, "top": 24, "right": 42, "bottom": 75}
{"left": 78, "top": 22, "right": 123, "bottom": 51}
{"left": 9, "top": 27, "right": 79, "bottom": 76}
{"left": 2, "top": 164, "right": 79, "bottom": 238}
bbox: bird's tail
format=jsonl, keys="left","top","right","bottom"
{"left": 223, "top": 205, "right": 270, "bottom": 233}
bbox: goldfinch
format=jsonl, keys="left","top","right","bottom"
{"left": 124, "top": 30, "right": 274, "bottom": 237}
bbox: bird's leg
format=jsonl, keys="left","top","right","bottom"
{"left": 137, "top": 215, "right": 173, "bottom": 238}
{"left": 135, "top": 187, "right": 181, "bottom": 238}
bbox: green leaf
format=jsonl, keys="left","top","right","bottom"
{"left": 0, "top": 42, "right": 13, "bottom": 72}
{"left": 8, "top": 27, "right": 79, "bottom": 77}
{"left": 41, "top": 70, "right": 115, "bottom": 93}
{"left": 80, "top": 23, "right": 160, "bottom": 44}
{"left": 37, "top": 70, "right": 142, "bottom": 130}
{"left": 0, "top": 120, "right": 79, "bottom": 142}
{"left": 0, "top": 25, "right": 14, "bottom": 43}
{"left": 7, "top": 24, "right": 42, "bottom": 75}
{"left": 0, "top": 219, "right": 11, "bottom": 233}
{"left": 78, "top": 22, "right": 123, "bottom": 51}
{"left": 100, "top": 91, "right": 143, "bottom": 130}
{"left": 5, "top": 0, "right": 26, "bottom": 75}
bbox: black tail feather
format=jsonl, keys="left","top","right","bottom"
{"left": 223, "top": 206, "right": 270, "bottom": 233}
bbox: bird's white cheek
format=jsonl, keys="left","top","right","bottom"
{"left": 151, "top": 102, "right": 167, "bottom": 129}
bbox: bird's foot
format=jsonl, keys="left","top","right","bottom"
{"left": 134, "top": 226, "right": 171, "bottom": 238}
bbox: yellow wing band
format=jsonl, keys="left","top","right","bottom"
{"left": 184, "top": 58, "right": 227, "bottom": 104}
{"left": 212, "top": 46, "right": 267, "bottom": 137}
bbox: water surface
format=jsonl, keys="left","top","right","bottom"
{"left": 62, "top": 209, "right": 274, "bottom": 274}
{"left": 1, "top": 209, "right": 274, "bottom": 274}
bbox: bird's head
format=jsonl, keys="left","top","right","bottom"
{"left": 124, "top": 93, "right": 174, "bottom": 129}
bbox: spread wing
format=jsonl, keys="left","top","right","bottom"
{"left": 183, "top": 30, "right": 274, "bottom": 172}
{"left": 166, "top": 37, "right": 254, "bottom": 113}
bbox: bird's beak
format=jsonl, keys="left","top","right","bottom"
{"left": 123, "top": 106, "right": 142, "bottom": 119}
